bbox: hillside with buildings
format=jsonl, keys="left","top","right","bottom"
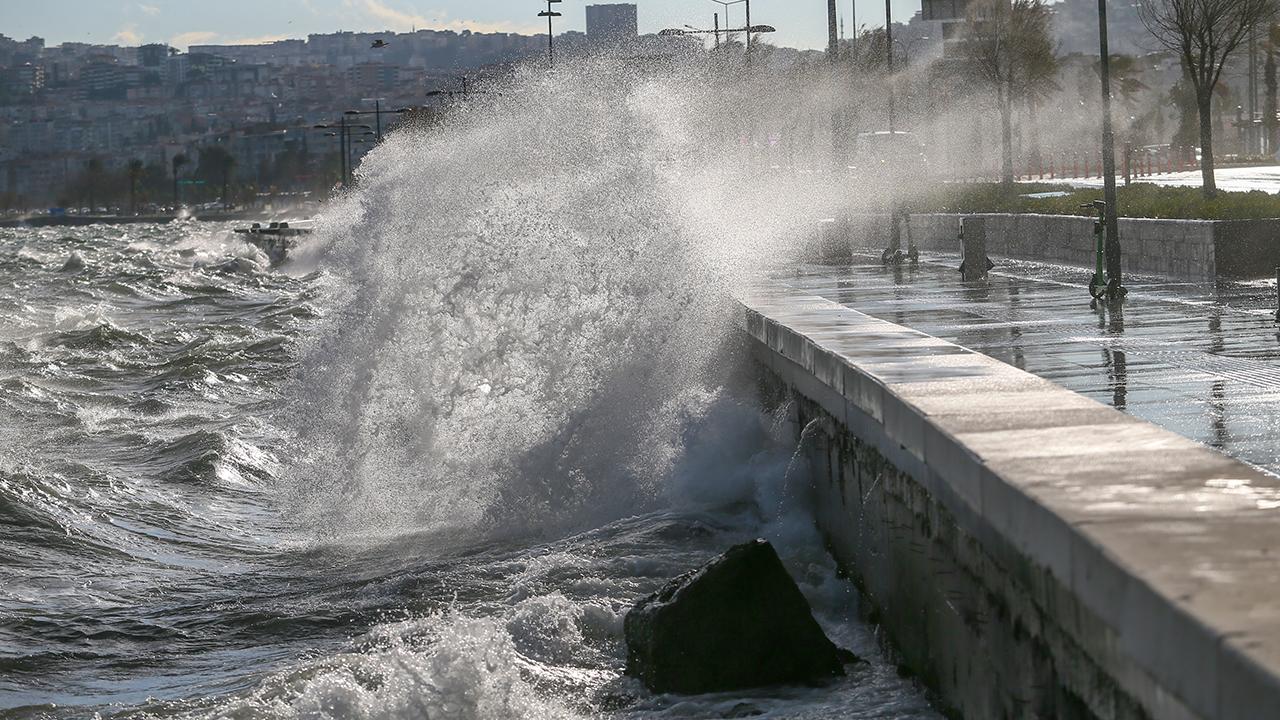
{"left": 0, "top": 3, "right": 676, "bottom": 210}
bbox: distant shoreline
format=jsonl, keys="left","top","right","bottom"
{"left": 0, "top": 211, "right": 303, "bottom": 229}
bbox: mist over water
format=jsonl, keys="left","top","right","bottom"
{"left": 1, "top": 55, "right": 940, "bottom": 719}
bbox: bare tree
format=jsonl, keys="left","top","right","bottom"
{"left": 1139, "top": 0, "right": 1277, "bottom": 197}
{"left": 960, "top": 0, "right": 1057, "bottom": 186}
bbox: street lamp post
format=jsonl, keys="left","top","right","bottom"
{"left": 660, "top": 22, "right": 775, "bottom": 47}
{"left": 538, "top": 0, "right": 563, "bottom": 67}
{"left": 313, "top": 118, "right": 373, "bottom": 187}
{"left": 344, "top": 99, "right": 412, "bottom": 143}
{"left": 1097, "top": 0, "right": 1123, "bottom": 297}
{"left": 427, "top": 77, "right": 501, "bottom": 102}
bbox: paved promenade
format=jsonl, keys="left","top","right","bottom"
{"left": 780, "top": 253, "right": 1280, "bottom": 479}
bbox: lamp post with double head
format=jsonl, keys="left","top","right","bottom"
{"left": 659, "top": 22, "right": 776, "bottom": 48}
{"left": 539, "top": 0, "right": 563, "bottom": 67}
{"left": 313, "top": 119, "right": 373, "bottom": 187}
{"left": 344, "top": 99, "right": 412, "bottom": 143}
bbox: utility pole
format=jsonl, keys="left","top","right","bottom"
{"left": 539, "top": 0, "right": 563, "bottom": 67}
{"left": 828, "top": 0, "right": 839, "bottom": 61}
{"left": 715, "top": 13, "right": 721, "bottom": 48}
{"left": 745, "top": 0, "right": 752, "bottom": 57}
{"left": 1097, "top": 0, "right": 1123, "bottom": 295}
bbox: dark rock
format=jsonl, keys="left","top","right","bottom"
{"left": 624, "top": 539, "right": 857, "bottom": 694}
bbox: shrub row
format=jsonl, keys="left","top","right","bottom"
{"left": 914, "top": 182, "right": 1280, "bottom": 221}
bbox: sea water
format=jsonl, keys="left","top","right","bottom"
{"left": 0, "top": 56, "right": 940, "bottom": 719}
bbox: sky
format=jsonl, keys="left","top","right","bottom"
{"left": 2, "top": 0, "right": 924, "bottom": 52}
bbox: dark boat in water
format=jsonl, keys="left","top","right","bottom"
{"left": 233, "top": 221, "right": 312, "bottom": 264}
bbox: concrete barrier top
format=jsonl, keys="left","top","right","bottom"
{"left": 739, "top": 280, "right": 1280, "bottom": 720}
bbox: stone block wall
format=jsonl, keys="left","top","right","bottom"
{"left": 878, "top": 213, "right": 1226, "bottom": 280}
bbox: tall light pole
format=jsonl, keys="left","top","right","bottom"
{"left": 1097, "top": 0, "right": 1123, "bottom": 295}
{"left": 314, "top": 118, "right": 373, "bottom": 187}
{"left": 344, "top": 100, "right": 411, "bottom": 143}
{"left": 539, "top": 0, "right": 563, "bottom": 67}
{"left": 660, "top": 23, "right": 777, "bottom": 44}
{"left": 885, "top": 0, "right": 895, "bottom": 132}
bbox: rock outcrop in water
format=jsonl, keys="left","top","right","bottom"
{"left": 623, "top": 539, "right": 857, "bottom": 694}
{"left": 60, "top": 252, "right": 86, "bottom": 273}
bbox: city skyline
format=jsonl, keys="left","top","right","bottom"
{"left": 5, "top": 0, "right": 925, "bottom": 53}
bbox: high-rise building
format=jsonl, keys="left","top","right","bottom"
{"left": 585, "top": 4, "right": 638, "bottom": 45}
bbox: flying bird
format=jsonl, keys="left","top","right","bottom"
{"left": 371, "top": 39, "right": 388, "bottom": 49}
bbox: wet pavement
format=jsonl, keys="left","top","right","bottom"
{"left": 780, "top": 253, "right": 1280, "bottom": 477}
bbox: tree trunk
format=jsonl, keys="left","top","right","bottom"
{"left": 1000, "top": 83, "right": 1014, "bottom": 186}
{"left": 1197, "top": 91, "right": 1217, "bottom": 198}
{"left": 1027, "top": 97, "right": 1042, "bottom": 170}
{"left": 1266, "top": 51, "right": 1277, "bottom": 156}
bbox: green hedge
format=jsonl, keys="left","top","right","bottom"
{"left": 915, "top": 182, "right": 1280, "bottom": 221}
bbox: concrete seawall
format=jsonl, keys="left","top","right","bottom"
{"left": 741, "top": 284, "right": 1280, "bottom": 719}
{"left": 828, "top": 213, "right": 1280, "bottom": 281}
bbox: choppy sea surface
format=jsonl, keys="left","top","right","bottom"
{"left": 0, "top": 221, "right": 940, "bottom": 719}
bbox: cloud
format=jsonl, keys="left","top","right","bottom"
{"left": 113, "top": 25, "right": 143, "bottom": 45}
{"left": 138, "top": 3, "right": 160, "bottom": 15}
{"left": 349, "top": 0, "right": 542, "bottom": 34}
{"left": 354, "top": 0, "right": 428, "bottom": 30}
{"left": 170, "top": 31, "right": 221, "bottom": 49}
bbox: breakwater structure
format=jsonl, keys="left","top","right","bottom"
{"left": 741, "top": 281, "right": 1280, "bottom": 719}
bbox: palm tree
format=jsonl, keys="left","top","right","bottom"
{"left": 1095, "top": 54, "right": 1150, "bottom": 108}
{"left": 84, "top": 157, "right": 103, "bottom": 213}
{"left": 171, "top": 153, "right": 188, "bottom": 211}
{"left": 961, "top": 0, "right": 1057, "bottom": 186}
{"left": 127, "top": 159, "right": 144, "bottom": 215}
{"left": 218, "top": 154, "right": 236, "bottom": 210}
{"left": 197, "top": 146, "right": 237, "bottom": 210}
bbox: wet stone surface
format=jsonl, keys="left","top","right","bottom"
{"left": 778, "top": 253, "right": 1280, "bottom": 478}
